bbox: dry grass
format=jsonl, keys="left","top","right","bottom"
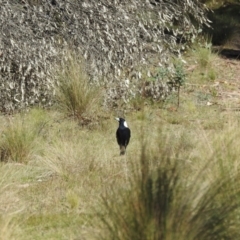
{"left": 55, "top": 54, "right": 102, "bottom": 122}
{"left": 0, "top": 109, "right": 49, "bottom": 163}
{"left": 1, "top": 48, "right": 240, "bottom": 239}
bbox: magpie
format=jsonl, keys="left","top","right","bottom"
{"left": 115, "top": 117, "right": 131, "bottom": 155}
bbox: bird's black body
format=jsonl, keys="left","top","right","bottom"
{"left": 116, "top": 118, "right": 131, "bottom": 155}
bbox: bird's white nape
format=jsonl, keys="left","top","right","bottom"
{"left": 123, "top": 121, "right": 128, "bottom": 128}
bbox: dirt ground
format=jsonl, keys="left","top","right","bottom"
{"left": 186, "top": 56, "right": 240, "bottom": 110}
{"left": 213, "top": 58, "right": 240, "bottom": 106}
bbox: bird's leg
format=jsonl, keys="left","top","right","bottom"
{"left": 120, "top": 145, "right": 126, "bottom": 155}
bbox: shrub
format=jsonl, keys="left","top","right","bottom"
{"left": 0, "top": 1, "right": 209, "bottom": 111}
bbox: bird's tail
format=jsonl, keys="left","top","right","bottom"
{"left": 120, "top": 145, "right": 126, "bottom": 155}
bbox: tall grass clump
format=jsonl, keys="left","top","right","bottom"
{"left": 0, "top": 109, "right": 48, "bottom": 163}
{"left": 56, "top": 54, "right": 101, "bottom": 121}
{"left": 187, "top": 40, "right": 218, "bottom": 83}
{"left": 196, "top": 46, "right": 212, "bottom": 68}
{"left": 97, "top": 136, "right": 240, "bottom": 240}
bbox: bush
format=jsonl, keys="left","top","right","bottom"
{"left": 0, "top": 1, "right": 209, "bottom": 111}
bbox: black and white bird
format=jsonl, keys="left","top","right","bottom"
{"left": 115, "top": 117, "right": 131, "bottom": 155}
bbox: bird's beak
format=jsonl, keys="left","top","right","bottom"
{"left": 115, "top": 117, "right": 120, "bottom": 121}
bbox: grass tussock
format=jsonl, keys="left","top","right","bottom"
{"left": 97, "top": 135, "right": 240, "bottom": 240}
{"left": 196, "top": 46, "right": 212, "bottom": 68}
{"left": 186, "top": 41, "right": 218, "bottom": 84}
{"left": 56, "top": 54, "right": 102, "bottom": 122}
{"left": 0, "top": 108, "right": 48, "bottom": 163}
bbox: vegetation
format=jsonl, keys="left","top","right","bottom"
{"left": 98, "top": 145, "right": 240, "bottom": 240}
{"left": 55, "top": 55, "right": 101, "bottom": 121}
{"left": 0, "top": 0, "right": 209, "bottom": 111}
{"left": 0, "top": 43, "right": 240, "bottom": 238}
{"left": 0, "top": 109, "right": 48, "bottom": 163}
{"left": 1, "top": 0, "right": 240, "bottom": 239}
{"left": 202, "top": 0, "right": 240, "bottom": 48}
{"left": 202, "top": 0, "right": 240, "bottom": 9}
